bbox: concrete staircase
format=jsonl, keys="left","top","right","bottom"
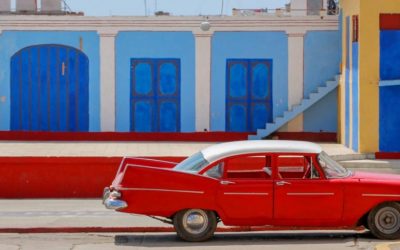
{"left": 249, "top": 75, "right": 340, "bottom": 140}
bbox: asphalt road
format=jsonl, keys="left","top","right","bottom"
{"left": 0, "top": 231, "right": 397, "bottom": 250}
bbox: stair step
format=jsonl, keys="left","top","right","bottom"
{"left": 309, "top": 92, "right": 319, "bottom": 99}
{"left": 274, "top": 117, "right": 284, "bottom": 124}
{"left": 292, "top": 104, "right": 301, "bottom": 112}
{"left": 301, "top": 98, "right": 311, "bottom": 105}
{"left": 265, "top": 122, "right": 275, "bottom": 128}
{"left": 317, "top": 86, "right": 325, "bottom": 92}
{"left": 326, "top": 80, "right": 337, "bottom": 87}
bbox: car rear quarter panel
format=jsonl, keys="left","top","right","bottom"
{"left": 342, "top": 178, "right": 400, "bottom": 226}
{"left": 117, "top": 166, "right": 219, "bottom": 217}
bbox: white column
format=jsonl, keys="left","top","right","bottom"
{"left": 286, "top": 31, "right": 306, "bottom": 132}
{"left": 194, "top": 32, "right": 213, "bottom": 131}
{"left": 98, "top": 30, "right": 117, "bottom": 132}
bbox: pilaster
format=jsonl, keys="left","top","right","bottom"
{"left": 286, "top": 31, "right": 306, "bottom": 132}
{"left": 98, "top": 30, "right": 118, "bottom": 131}
{"left": 193, "top": 31, "right": 213, "bottom": 131}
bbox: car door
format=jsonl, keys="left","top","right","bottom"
{"left": 210, "top": 154, "right": 273, "bottom": 226}
{"left": 273, "top": 154, "right": 344, "bottom": 226}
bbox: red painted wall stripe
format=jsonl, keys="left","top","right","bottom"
{"left": 0, "top": 131, "right": 337, "bottom": 142}
{"left": 375, "top": 152, "right": 400, "bottom": 159}
{"left": 380, "top": 14, "right": 400, "bottom": 30}
{"left": 0, "top": 156, "right": 185, "bottom": 198}
{"left": 272, "top": 132, "right": 337, "bottom": 142}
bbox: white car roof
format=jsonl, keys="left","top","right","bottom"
{"left": 201, "top": 140, "right": 322, "bottom": 163}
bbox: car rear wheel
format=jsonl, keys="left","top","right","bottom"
{"left": 368, "top": 202, "right": 400, "bottom": 240}
{"left": 173, "top": 209, "right": 217, "bottom": 242}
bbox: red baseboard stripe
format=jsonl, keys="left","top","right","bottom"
{"left": 273, "top": 132, "right": 337, "bottom": 142}
{"left": 0, "top": 131, "right": 337, "bottom": 142}
{"left": 0, "top": 131, "right": 251, "bottom": 142}
{"left": 375, "top": 152, "right": 400, "bottom": 159}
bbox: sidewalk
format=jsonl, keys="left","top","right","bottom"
{"left": 0, "top": 141, "right": 358, "bottom": 157}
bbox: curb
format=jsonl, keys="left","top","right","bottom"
{"left": 0, "top": 226, "right": 366, "bottom": 234}
{"left": 0, "top": 227, "right": 175, "bottom": 234}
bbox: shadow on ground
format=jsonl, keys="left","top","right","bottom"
{"left": 114, "top": 231, "right": 377, "bottom": 248}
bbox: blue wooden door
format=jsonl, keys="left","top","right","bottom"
{"left": 130, "top": 59, "right": 180, "bottom": 132}
{"left": 10, "top": 45, "right": 89, "bottom": 132}
{"left": 226, "top": 59, "right": 272, "bottom": 132}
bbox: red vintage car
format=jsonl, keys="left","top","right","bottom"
{"left": 103, "top": 140, "right": 400, "bottom": 241}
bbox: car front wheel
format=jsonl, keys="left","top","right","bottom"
{"left": 173, "top": 208, "right": 217, "bottom": 242}
{"left": 368, "top": 202, "right": 400, "bottom": 240}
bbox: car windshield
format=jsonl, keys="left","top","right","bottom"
{"left": 318, "top": 151, "right": 351, "bottom": 178}
{"left": 173, "top": 152, "right": 209, "bottom": 173}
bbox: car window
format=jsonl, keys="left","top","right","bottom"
{"left": 276, "top": 155, "right": 320, "bottom": 179}
{"left": 318, "top": 151, "right": 351, "bottom": 178}
{"left": 204, "top": 162, "right": 224, "bottom": 179}
{"left": 222, "top": 155, "right": 272, "bottom": 180}
{"left": 173, "top": 152, "right": 209, "bottom": 173}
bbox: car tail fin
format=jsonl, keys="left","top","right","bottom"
{"left": 111, "top": 157, "right": 181, "bottom": 187}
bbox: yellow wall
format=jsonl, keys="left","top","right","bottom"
{"left": 340, "top": 0, "right": 400, "bottom": 153}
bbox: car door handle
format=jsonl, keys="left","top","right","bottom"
{"left": 220, "top": 180, "right": 235, "bottom": 185}
{"left": 276, "top": 181, "right": 291, "bottom": 186}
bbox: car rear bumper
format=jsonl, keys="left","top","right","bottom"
{"left": 102, "top": 187, "right": 128, "bottom": 210}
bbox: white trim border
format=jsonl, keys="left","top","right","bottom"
{"left": 379, "top": 80, "right": 400, "bottom": 87}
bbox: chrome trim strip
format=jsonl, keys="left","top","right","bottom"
{"left": 224, "top": 192, "right": 269, "bottom": 196}
{"left": 287, "top": 192, "right": 334, "bottom": 196}
{"left": 119, "top": 187, "right": 204, "bottom": 194}
{"left": 362, "top": 194, "right": 400, "bottom": 197}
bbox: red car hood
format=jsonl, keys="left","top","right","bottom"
{"left": 351, "top": 171, "right": 400, "bottom": 181}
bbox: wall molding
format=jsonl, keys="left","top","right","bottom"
{"left": 0, "top": 15, "right": 339, "bottom": 33}
{"left": 380, "top": 79, "right": 400, "bottom": 87}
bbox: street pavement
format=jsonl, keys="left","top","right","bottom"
{"left": 0, "top": 199, "right": 166, "bottom": 230}
{"left": 0, "top": 231, "right": 394, "bottom": 250}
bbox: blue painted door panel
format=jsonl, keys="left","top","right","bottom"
{"left": 380, "top": 85, "right": 400, "bottom": 152}
{"left": 130, "top": 59, "right": 180, "bottom": 132}
{"left": 226, "top": 59, "right": 272, "bottom": 132}
{"left": 10, "top": 45, "right": 89, "bottom": 132}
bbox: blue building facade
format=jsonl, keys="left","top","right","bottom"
{"left": 0, "top": 15, "right": 340, "bottom": 137}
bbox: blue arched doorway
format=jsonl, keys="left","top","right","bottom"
{"left": 10, "top": 44, "right": 89, "bottom": 131}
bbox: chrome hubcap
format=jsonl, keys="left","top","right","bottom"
{"left": 182, "top": 209, "right": 208, "bottom": 234}
{"left": 375, "top": 207, "right": 400, "bottom": 234}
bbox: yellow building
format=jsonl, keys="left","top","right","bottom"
{"left": 340, "top": 0, "right": 400, "bottom": 154}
